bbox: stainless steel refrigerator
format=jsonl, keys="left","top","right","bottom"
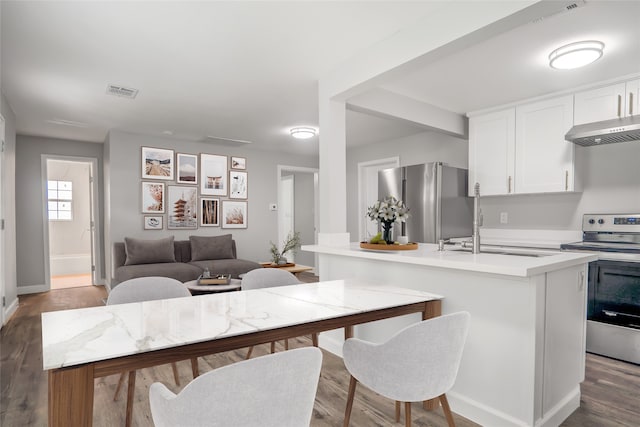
{"left": 378, "top": 162, "right": 473, "bottom": 243}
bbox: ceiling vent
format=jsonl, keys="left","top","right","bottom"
{"left": 531, "top": 0, "right": 586, "bottom": 24}
{"left": 106, "top": 84, "right": 138, "bottom": 99}
{"left": 46, "top": 118, "right": 90, "bottom": 128}
{"left": 205, "top": 135, "right": 253, "bottom": 144}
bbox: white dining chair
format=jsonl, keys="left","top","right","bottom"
{"left": 107, "top": 276, "right": 199, "bottom": 427}
{"left": 149, "top": 347, "right": 323, "bottom": 427}
{"left": 342, "top": 311, "right": 470, "bottom": 427}
{"left": 241, "top": 268, "right": 318, "bottom": 357}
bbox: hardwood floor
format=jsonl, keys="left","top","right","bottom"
{"left": 50, "top": 273, "right": 93, "bottom": 289}
{"left": 2, "top": 284, "right": 640, "bottom": 426}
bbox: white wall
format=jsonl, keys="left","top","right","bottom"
{"left": 1, "top": 93, "right": 18, "bottom": 318}
{"left": 480, "top": 142, "right": 640, "bottom": 230}
{"left": 346, "top": 130, "right": 468, "bottom": 241}
{"left": 106, "top": 130, "right": 318, "bottom": 284}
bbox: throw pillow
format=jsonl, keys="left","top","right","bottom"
{"left": 190, "top": 234, "right": 235, "bottom": 261}
{"left": 124, "top": 236, "right": 176, "bottom": 265}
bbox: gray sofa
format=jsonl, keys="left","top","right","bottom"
{"left": 112, "top": 235, "right": 261, "bottom": 286}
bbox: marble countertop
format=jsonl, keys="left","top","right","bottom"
{"left": 302, "top": 242, "right": 596, "bottom": 277}
{"left": 41, "top": 279, "right": 442, "bottom": 370}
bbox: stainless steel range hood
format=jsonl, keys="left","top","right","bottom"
{"left": 565, "top": 115, "right": 640, "bottom": 146}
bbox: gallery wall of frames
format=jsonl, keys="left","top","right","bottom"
{"left": 140, "top": 146, "right": 248, "bottom": 230}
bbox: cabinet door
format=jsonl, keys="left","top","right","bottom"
{"left": 515, "top": 95, "right": 574, "bottom": 193}
{"left": 626, "top": 79, "right": 639, "bottom": 117}
{"left": 574, "top": 83, "right": 626, "bottom": 125}
{"left": 468, "top": 108, "right": 515, "bottom": 196}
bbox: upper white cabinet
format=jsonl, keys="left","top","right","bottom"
{"left": 468, "top": 108, "right": 515, "bottom": 196}
{"left": 469, "top": 96, "right": 575, "bottom": 196}
{"left": 515, "top": 95, "right": 575, "bottom": 194}
{"left": 574, "top": 79, "right": 639, "bottom": 125}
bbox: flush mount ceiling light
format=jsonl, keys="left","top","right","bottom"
{"left": 549, "top": 40, "right": 604, "bottom": 70}
{"left": 289, "top": 127, "right": 317, "bottom": 139}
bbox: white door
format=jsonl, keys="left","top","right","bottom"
{"left": 278, "top": 174, "right": 295, "bottom": 262}
{"left": 357, "top": 157, "right": 400, "bottom": 241}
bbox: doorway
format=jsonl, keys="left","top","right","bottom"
{"left": 277, "top": 165, "right": 318, "bottom": 269}
{"left": 43, "top": 157, "right": 98, "bottom": 289}
{"left": 357, "top": 157, "right": 400, "bottom": 241}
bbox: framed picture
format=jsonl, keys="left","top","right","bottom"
{"left": 143, "top": 215, "right": 163, "bottom": 230}
{"left": 229, "top": 171, "right": 248, "bottom": 199}
{"left": 222, "top": 201, "right": 247, "bottom": 229}
{"left": 141, "top": 146, "right": 174, "bottom": 180}
{"left": 176, "top": 153, "right": 198, "bottom": 184}
{"left": 167, "top": 185, "right": 198, "bottom": 229}
{"left": 141, "top": 182, "right": 165, "bottom": 213}
{"left": 200, "top": 154, "right": 228, "bottom": 196}
{"left": 230, "top": 156, "right": 246, "bottom": 170}
{"left": 200, "top": 197, "right": 220, "bottom": 227}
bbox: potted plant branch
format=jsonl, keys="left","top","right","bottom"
{"left": 270, "top": 231, "right": 301, "bottom": 265}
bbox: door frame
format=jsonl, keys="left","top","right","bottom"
{"left": 41, "top": 155, "right": 102, "bottom": 289}
{"left": 0, "top": 114, "right": 5, "bottom": 326}
{"left": 357, "top": 157, "right": 400, "bottom": 241}
{"left": 276, "top": 165, "right": 319, "bottom": 269}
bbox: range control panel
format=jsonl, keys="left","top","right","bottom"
{"left": 583, "top": 214, "right": 640, "bottom": 232}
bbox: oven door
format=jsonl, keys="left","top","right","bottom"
{"left": 587, "top": 260, "right": 640, "bottom": 364}
{"left": 588, "top": 260, "right": 640, "bottom": 328}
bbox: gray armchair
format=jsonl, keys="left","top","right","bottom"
{"left": 149, "top": 347, "right": 323, "bottom": 427}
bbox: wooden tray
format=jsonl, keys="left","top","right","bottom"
{"left": 260, "top": 262, "right": 296, "bottom": 268}
{"left": 359, "top": 242, "right": 418, "bottom": 251}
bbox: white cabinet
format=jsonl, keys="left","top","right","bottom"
{"left": 468, "top": 95, "right": 575, "bottom": 195}
{"left": 515, "top": 95, "right": 575, "bottom": 193}
{"left": 574, "top": 79, "right": 639, "bottom": 125}
{"left": 468, "top": 108, "right": 515, "bottom": 196}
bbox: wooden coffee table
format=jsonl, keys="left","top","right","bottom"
{"left": 259, "top": 262, "right": 314, "bottom": 277}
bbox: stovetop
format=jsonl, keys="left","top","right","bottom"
{"left": 560, "top": 241, "right": 640, "bottom": 254}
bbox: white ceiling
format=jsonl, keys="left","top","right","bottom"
{"left": 2, "top": 1, "right": 640, "bottom": 155}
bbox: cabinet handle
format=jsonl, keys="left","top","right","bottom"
{"left": 630, "top": 93, "right": 634, "bottom": 115}
{"left": 618, "top": 94, "right": 622, "bottom": 117}
{"left": 565, "top": 170, "right": 569, "bottom": 191}
{"left": 508, "top": 176, "right": 512, "bottom": 193}
{"left": 578, "top": 270, "right": 585, "bottom": 292}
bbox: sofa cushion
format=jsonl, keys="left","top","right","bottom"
{"left": 114, "top": 262, "right": 203, "bottom": 285}
{"left": 189, "top": 235, "right": 235, "bottom": 261}
{"left": 124, "top": 236, "right": 176, "bottom": 266}
{"left": 189, "top": 259, "right": 261, "bottom": 279}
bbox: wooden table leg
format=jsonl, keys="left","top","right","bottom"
{"left": 49, "top": 364, "right": 95, "bottom": 427}
{"left": 423, "top": 300, "right": 442, "bottom": 411}
{"left": 344, "top": 325, "right": 354, "bottom": 340}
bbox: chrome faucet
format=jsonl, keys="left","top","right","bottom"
{"left": 472, "top": 182, "right": 482, "bottom": 254}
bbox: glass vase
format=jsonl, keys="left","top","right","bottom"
{"left": 382, "top": 221, "right": 394, "bottom": 244}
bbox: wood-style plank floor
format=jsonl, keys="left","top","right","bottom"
{"left": 2, "top": 282, "right": 640, "bottom": 426}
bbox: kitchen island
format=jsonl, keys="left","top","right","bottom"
{"left": 302, "top": 242, "right": 597, "bottom": 427}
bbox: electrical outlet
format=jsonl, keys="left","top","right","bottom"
{"left": 500, "top": 212, "right": 508, "bottom": 224}
{"left": 269, "top": 203, "right": 277, "bottom": 211}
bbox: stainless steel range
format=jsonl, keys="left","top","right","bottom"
{"left": 561, "top": 214, "right": 640, "bottom": 365}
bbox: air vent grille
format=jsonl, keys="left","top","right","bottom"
{"left": 106, "top": 84, "right": 138, "bottom": 99}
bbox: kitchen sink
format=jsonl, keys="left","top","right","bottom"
{"left": 445, "top": 247, "right": 555, "bottom": 257}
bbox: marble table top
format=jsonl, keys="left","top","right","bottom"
{"left": 41, "top": 279, "right": 442, "bottom": 370}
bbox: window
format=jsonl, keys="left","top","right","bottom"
{"left": 48, "top": 180, "right": 73, "bottom": 220}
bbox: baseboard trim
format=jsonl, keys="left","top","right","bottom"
{"left": 17, "top": 284, "right": 48, "bottom": 295}
{"left": 3, "top": 297, "right": 19, "bottom": 325}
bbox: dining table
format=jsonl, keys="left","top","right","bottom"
{"left": 42, "top": 278, "right": 443, "bottom": 426}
